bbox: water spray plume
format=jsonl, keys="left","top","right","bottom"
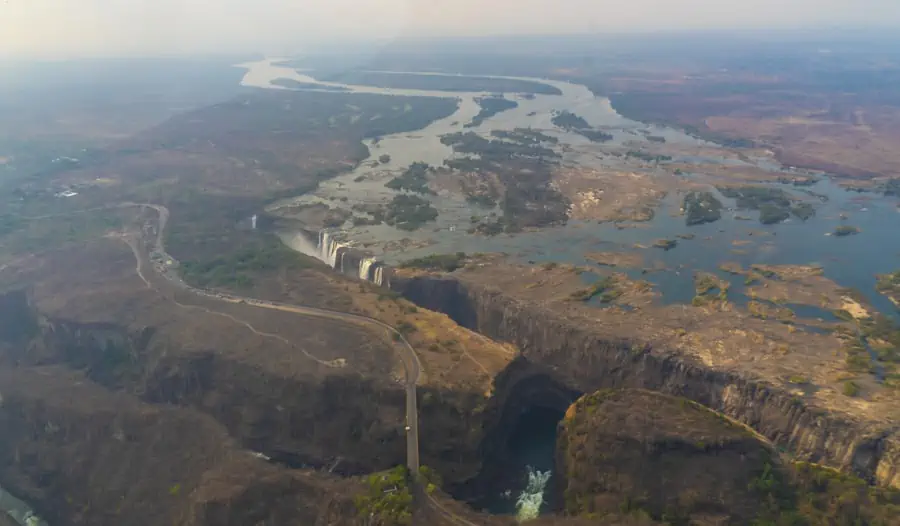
{"left": 515, "top": 467, "right": 551, "bottom": 522}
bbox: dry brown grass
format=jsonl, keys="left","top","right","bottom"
{"left": 0, "top": 239, "right": 395, "bottom": 381}
{"left": 607, "top": 71, "right": 900, "bottom": 181}
{"left": 706, "top": 111, "right": 900, "bottom": 179}
{"left": 346, "top": 283, "right": 517, "bottom": 393}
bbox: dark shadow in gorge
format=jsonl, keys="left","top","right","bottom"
{"left": 451, "top": 358, "right": 581, "bottom": 516}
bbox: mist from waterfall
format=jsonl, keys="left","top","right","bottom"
{"left": 515, "top": 467, "right": 551, "bottom": 522}
{"left": 281, "top": 232, "right": 320, "bottom": 260}
{"left": 280, "top": 229, "right": 387, "bottom": 286}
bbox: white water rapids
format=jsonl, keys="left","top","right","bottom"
{"left": 515, "top": 466, "right": 552, "bottom": 522}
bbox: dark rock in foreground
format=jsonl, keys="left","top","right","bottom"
{"left": 558, "top": 389, "right": 773, "bottom": 523}
{"left": 0, "top": 366, "right": 364, "bottom": 526}
{"left": 557, "top": 389, "right": 900, "bottom": 525}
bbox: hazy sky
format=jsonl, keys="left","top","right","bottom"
{"left": 2, "top": 0, "right": 900, "bottom": 58}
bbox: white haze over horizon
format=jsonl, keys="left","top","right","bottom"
{"left": 1, "top": 0, "right": 900, "bottom": 59}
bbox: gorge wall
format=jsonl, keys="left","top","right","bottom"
{"left": 0, "top": 366, "right": 364, "bottom": 526}
{"left": 0, "top": 287, "right": 489, "bottom": 513}
{"left": 392, "top": 274, "right": 900, "bottom": 489}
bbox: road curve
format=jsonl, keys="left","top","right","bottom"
{"left": 15, "top": 202, "right": 481, "bottom": 516}
{"left": 126, "top": 202, "right": 424, "bottom": 473}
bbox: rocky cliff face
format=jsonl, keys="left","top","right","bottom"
{"left": 3, "top": 315, "right": 405, "bottom": 477}
{"left": 558, "top": 389, "right": 775, "bottom": 523}
{"left": 451, "top": 358, "right": 580, "bottom": 506}
{"left": 0, "top": 288, "right": 485, "bottom": 487}
{"left": 0, "top": 366, "right": 365, "bottom": 526}
{"left": 394, "top": 275, "right": 900, "bottom": 489}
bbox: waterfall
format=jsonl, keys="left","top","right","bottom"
{"left": 295, "top": 229, "right": 386, "bottom": 285}
{"left": 317, "top": 231, "right": 348, "bottom": 270}
{"left": 515, "top": 467, "right": 551, "bottom": 522}
{"left": 319, "top": 231, "right": 334, "bottom": 267}
{"left": 358, "top": 257, "right": 377, "bottom": 281}
{"left": 251, "top": 214, "right": 257, "bottom": 230}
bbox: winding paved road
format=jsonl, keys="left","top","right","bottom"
{"left": 12, "top": 202, "right": 499, "bottom": 522}
{"left": 129, "top": 202, "right": 424, "bottom": 472}
{"left": 13, "top": 202, "right": 424, "bottom": 471}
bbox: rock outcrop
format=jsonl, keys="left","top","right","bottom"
{"left": 558, "top": 389, "right": 900, "bottom": 525}
{"left": 558, "top": 389, "right": 775, "bottom": 523}
{"left": 0, "top": 287, "right": 407, "bottom": 476}
{"left": 393, "top": 274, "right": 900, "bottom": 489}
{"left": 0, "top": 283, "right": 488, "bottom": 491}
{"left": 0, "top": 365, "right": 364, "bottom": 526}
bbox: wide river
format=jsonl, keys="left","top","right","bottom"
{"left": 239, "top": 58, "right": 900, "bottom": 318}
{"left": 237, "top": 57, "right": 900, "bottom": 517}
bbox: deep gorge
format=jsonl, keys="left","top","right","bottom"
{"left": 452, "top": 360, "right": 580, "bottom": 518}
{"left": 392, "top": 273, "right": 900, "bottom": 490}
{"left": 3, "top": 260, "right": 900, "bottom": 525}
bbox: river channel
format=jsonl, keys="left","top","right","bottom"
{"left": 237, "top": 57, "right": 900, "bottom": 518}
{"left": 239, "top": 58, "right": 900, "bottom": 318}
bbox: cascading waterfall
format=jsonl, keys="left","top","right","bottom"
{"left": 300, "top": 229, "right": 386, "bottom": 285}
{"left": 317, "top": 231, "right": 348, "bottom": 270}
{"left": 373, "top": 265, "right": 384, "bottom": 286}
{"left": 251, "top": 214, "right": 257, "bottom": 230}
{"left": 515, "top": 467, "right": 551, "bottom": 522}
{"left": 359, "top": 257, "right": 377, "bottom": 281}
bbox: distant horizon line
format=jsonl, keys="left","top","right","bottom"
{"left": 2, "top": 25, "right": 899, "bottom": 62}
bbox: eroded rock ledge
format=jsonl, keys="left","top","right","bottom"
{"left": 0, "top": 285, "right": 490, "bottom": 495}
{"left": 0, "top": 366, "right": 364, "bottom": 526}
{"left": 393, "top": 274, "right": 900, "bottom": 488}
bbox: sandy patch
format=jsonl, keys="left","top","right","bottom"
{"left": 553, "top": 167, "right": 675, "bottom": 222}
{"left": 840, "top": 298, "right": 870, "bottom": 320}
